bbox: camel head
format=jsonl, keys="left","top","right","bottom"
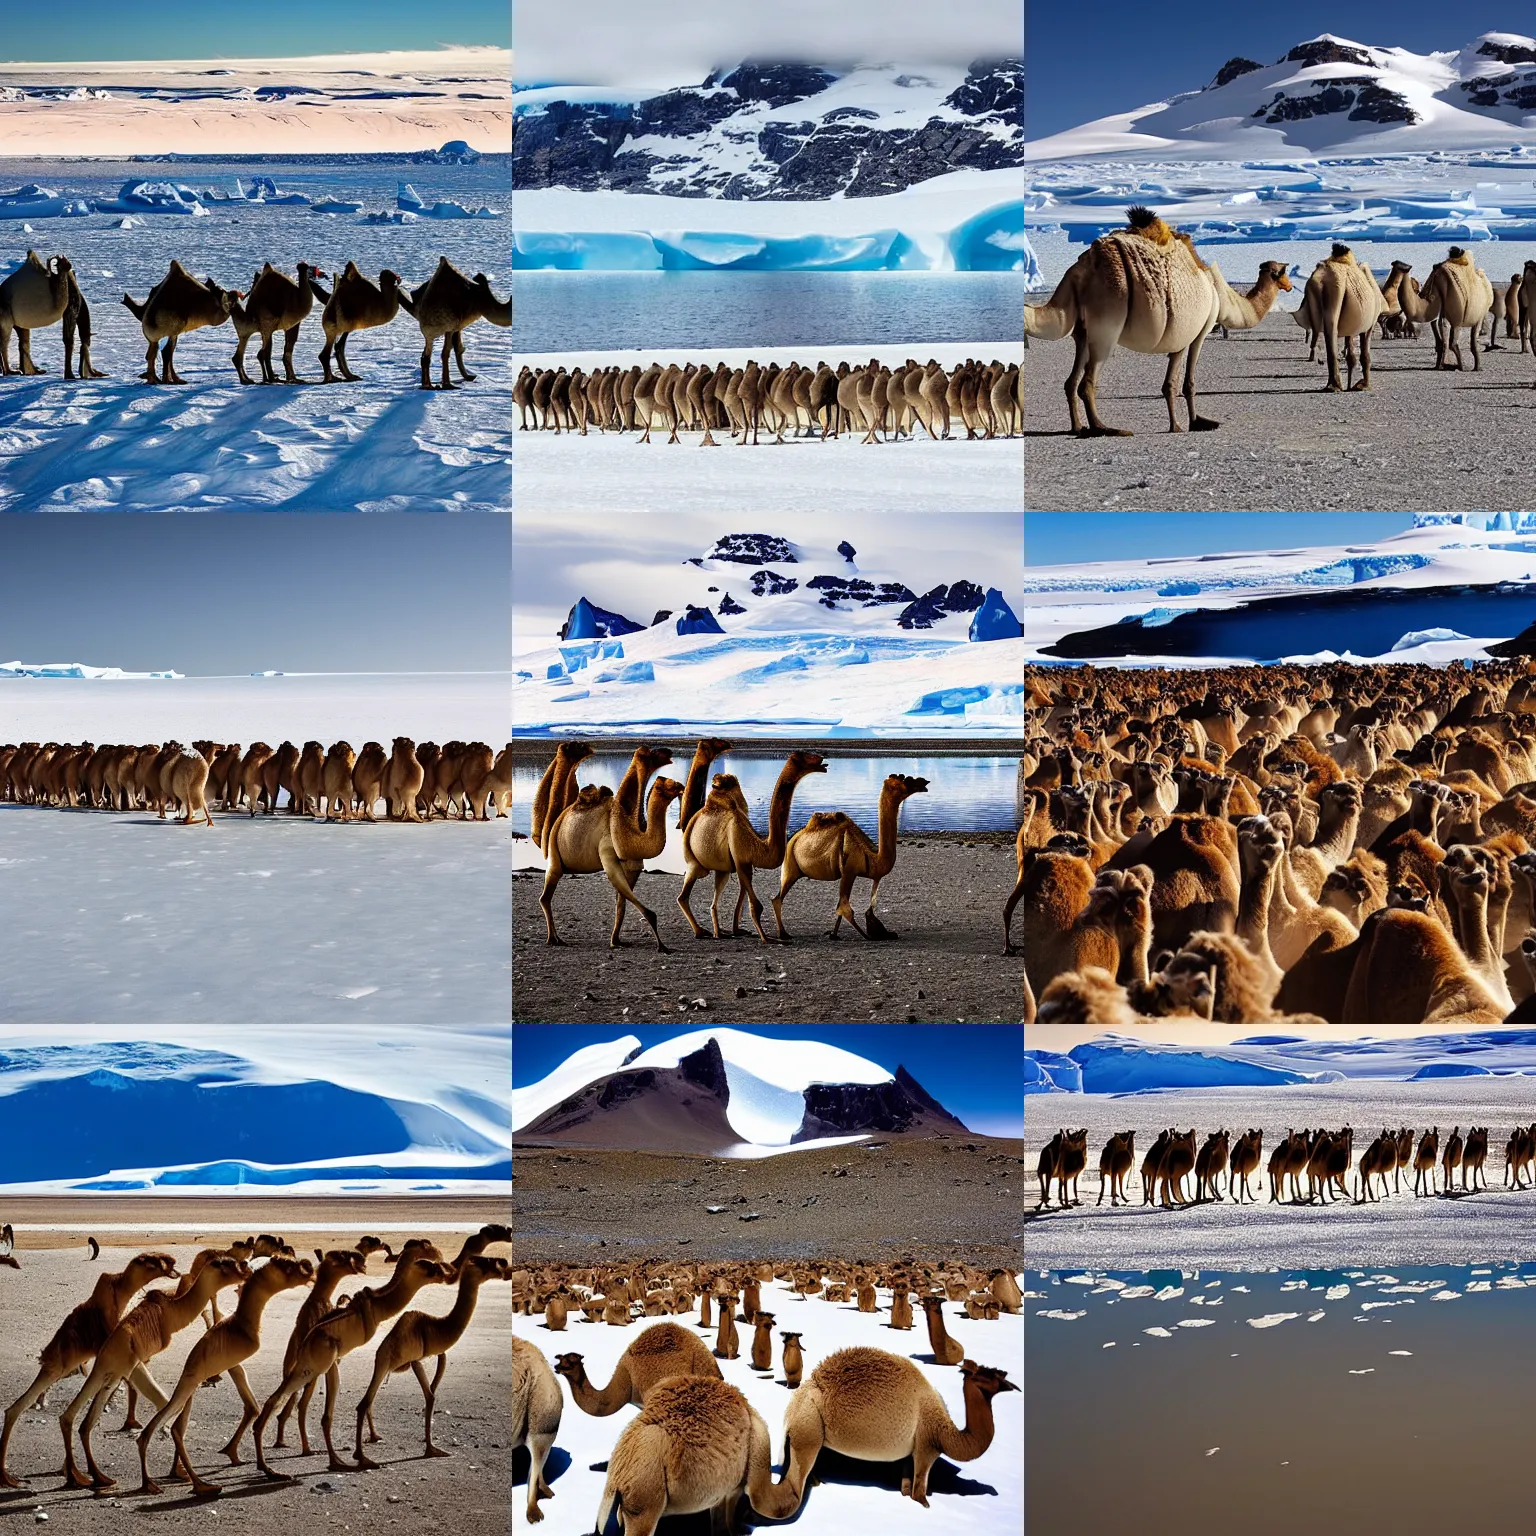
{"left": 249, "top": 1234, "right": 293, "bottom": 1258}
{"left": 133, "top": 1252, "right": 181, "bottom": 1282}
{"left": 206, "top": 1256, "right": 254, "bottom": 1289}
{"left": 634, "top": 745, "right": 674, "bottom": 777}
{"left": 379, "top": 268, "right": 402, "bottom": 291}
{"left": 1237, "top": 814, "right": 1284, "bottom": 875}
{"left": 1387, "top": 879, "right": 1431, "bottom": 912}
{"left": 324, "top": 1248, "right": 370, "bottom": 1278}
{"left": 475, "top": 1222, "right": 513, "bottom": 1247}
{"left": 785, "top": 749, "right": 828, "bottom": 780}
{"left": 462, "top": 1255, "right": 513, "bottom": 1284}
{"left": 1257, "top": 260, "right": 1292, "bottom": 292}
{"left": 552, "top": 1352, "right": 587, "bottom": 1385}
{"left": 959, "top": 1361, "right": 1020, "bottom": 1397}
{"left": 264, "top": 1256, "right": 316, "bottom": 1291}
{"left": 883, "top": 773, "right": 929, "bottom": 803}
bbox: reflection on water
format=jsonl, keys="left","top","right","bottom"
{"left": 510, "top": 753, "right": 1018, "bottom": 835}
{"left": 1029, "top": 1263, "right": 1536, "bottom": 1532}
{"left": 514, "top": 271, "right": 1027, "bottom": 353}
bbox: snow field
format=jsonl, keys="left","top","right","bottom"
{"left": 511, "top": 1275, "right": 1023, "bottom": 1534}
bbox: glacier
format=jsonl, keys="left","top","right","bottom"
{"left": 0, "top": 659, "right": 181, "bottom": 680}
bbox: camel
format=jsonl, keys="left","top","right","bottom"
{"left": 596, "top": 1375, "right": 792, "bottom": 1536}
{"left": 0, "top": 1251, "right": 178, "bottom": 1487}
{"left": 714, "top": 1294, "right": 741, "bottom": 1359}
{"left": 134, "top": 1256, "right": 314, "bottom": 1498}
{"left": 250, "top": 1250, "right": 452, "bottom": 1478}
{"left": 122, "top": 261, "right": 244, "bottom": 384}
{"left": 749, "top": 1312, "right": 776, "bottom": 1372}
{"left": 891, "top": 1288, "right": 914, "bottom": 1330}
{"left": 781, "top": 1331, "right": 805, "bottom": 1387}
{"left": 1096, "top": 1131, "right": 1135, "bottom": 1206}
{"left": 241, "top": 262, "right": 328, "bottom": 384}
{"left": 678, "top": 750, "right": 828, "bottom": 941}
{"left": 554, "top": 1321, "right": 722, "bottom": 1415}
{"left": 776, "top": 1350, "right": 1017, "bottom": 1512}
{"left": 381, "top": 737, "right": 426, "bottom": 821}
{"left": 541, "top": 744, "right": 685, "bottom": 950}
{"left": 1297, "top": 245, "right": 1387, "bottom": 392}
{"left": 1004, "top": 823, "right": 1026, "bottom": 955}
{"left": 0, "top": 251, "right": 103, "bottom": 379}
{"left": 60, "top": 1254, "right": 250, "bottom": 1490}
{"left": 920, "top": 1296, "right": 964, "bottom": 1366}
{"left": 319, "top": 263, "right": 406, "bottom": 382}
{"left": 772, "top": 773, "right": 928, "bottom": 941}
{"left": 1025, "top": 207, "right": 1290, "bottom": 434}
{"left": 0, "top": 1227, "right": 14, "bottom": 1270}
{"left": 1229, "top": 1129, "right": 1264, "bottom": 1202}
{"left": 352, "top": 1255, "right": 511, "bottom": 1465}
{"left": 399, "top": 257, "right": 510, "bottom": 389}
{"left": 513, "top": 1337, "right": 561, "bottom": 1524}
{"left": 160, "top": 744, "right": 213, "bottom": 826}
{"left": 530, "top": 741, "right": 594, "bottom": 853}
{"left": 1399, "top": 247, "right": 1495, "bottom": 370}
{"left": 678, "top": 736, "right": 735, "bottom": 829}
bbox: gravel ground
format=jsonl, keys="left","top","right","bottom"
{"left": 1025, "top": 310, "right": 1536, "bottom": 511}
{"left": 513, "top": 838, "right": 1022, "bottom": 1023}
{"left": 0, "top": 1214, "right": 511, "bottom": 1536}
{"left": 1025, "top": 1078, "right": 1536, "bottom": 1270}
{"left": 510, "top": 1137, "right": 1026, "bottom": 1265}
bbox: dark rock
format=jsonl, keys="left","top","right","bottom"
{"left": 651, "top": 609, "right": 673, "bottom": 626}
{"left": 718, "top": 63, "right": 836, "bottom": 107}
{"left": 709, "top": 533, "right": 797, "bottom": 564}
{"left": 1350, "top": 84, "right": 1417, "bottom": 124}
{"left": 943, "top": 59, "right": 1023, "bottom": 120}
{"left": 942, "top": 579, "right": 986, "bottom": 613}
{"left": 793, "top": 1067, "right": 970, "bottom": 1139}
{"left": 898, "top": 592, "right": 948, "bottom": 629}
{"left": 1211, "top": 57, "right": 1263, "bottom": 89}
{"left": 677, "top": 1036, "right": 729, "bottom": 1097}
{"left": 717, "top": 592, "right": 747, "bottom": 616}
{"left": 837, "top": 540, "right": 857, "bottom": 561}
{"left": 1284, "top": 39, "right": 1375, "bottom": 69}
{"left": 749, "top": 570, "right": 798, "bottom": 597}
{"left": 1479, "top": 38, "right": 1536, "bottom": 65}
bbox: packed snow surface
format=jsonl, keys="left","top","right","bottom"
{"left": 513, "top": 1027, "right": 893, "bottom": 1150}
{"left": 1024, "top": 520, "right": 1536, "bottom": 664}
{"left": 512, "top": 1276, "right": 1022, "bottom": 1534}
{"left": 0, "top": 50, "right": 510, "bottom": 156}
{"left": 0, "top": 1029, "right": 508, "bottom": 1195}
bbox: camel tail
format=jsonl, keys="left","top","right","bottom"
{"left": 596, "top": 1475, "right": 619, "bottom": 1532}
{"left": 1024, "top": 270, "right": 1077, "bottom": 342}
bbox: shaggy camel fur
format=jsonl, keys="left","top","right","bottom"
{"left": 554, "top": 1322, "right": 722, "bottom": 1415}
{"left": 513, "top": 1337, "right": 562, "bottom": 1524}
{"left": 1399, "top": 247, "right": 1495, "bottom": 370}
{"left": 776, "top": 1351, "right": 1017, "bottom": 1512}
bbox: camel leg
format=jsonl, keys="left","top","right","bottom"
{"left": 219, "top": 1364, "right": 261, "bottom": 1466}
{"left": 319, "top": 1364, "right": 352, "bottom": 1473}
{"left": 1063, "top": 324, "right": 1089, "bottom": 434}
{"left": 2, "top": 1365, "right": 68, "bottom": 1485}
{"left": 733, "top": 861, "right": 767, "bottom": 943}
{"left": 832, "top": 867, "right": 869, "bottom": 940}
{"left": 58, "top": 1369, "right": 107, "bottom": 1489}
{"left": 0, "top": 316, "right": 12, "bottom": 375}
{"left": 453, "top": 332, "right": 475, "bottom": 383}
{"left": 282, "top": 324, "right": 304, "bottom": 383}
{"left": 352, "top": 1361, "right": 389, "bottom": 1469}
{"left": 163, "top": 336, "right": 185, "bottom": 385}
{"left": 337, "top": 332, "right": 362, "bottom": 382}
{"left": 599, "top": 845, "right": 669, "bottom": 953}
{"left": 675, "top": 864, "right": 710, "bottom": 939}
{"left": 771, "top": 861, "right": 803, "bottom": 942}
{"left": 140, "top": 338, "right": 159, "bottom": 384}
{"left": 1159, "top": 352, "right": 1183, "bottom": 433}
{"left": 1353, "top": 328, "right": 1373, "bottom": 391}
{"left": 1182, "top": 333, "right": 1218, "bottom": 430}
{"left": 1469, "top": 322, "right": 1481, "bottom": 372}
{"left": 864, "top": 876, "right": 895, "bottom": 940}
{"left": 1075, "top": 338, "right": 1129, "bottom": 438}
{"left": 419, "top": 1358, "right": 450, "bottom": 1456}
{"left": 253, "top": 1378, "right": 304, "bottom": 1478}
{"left": 136, "top": 1380, "right": 200, "bottom": 1496}
{"left": 610, "top": 883, "right": 629, "bottom": 947}
{"left": 18, "top": 327, "right": 43, "bottom": 375}
{"left": 539, "top": 850, "right": 566, "bottom": 944}
{"left": 79, "top": 1381, "right": 119, "bottom": 1489}
{"left": 257, "top": 331, "right": 277, "bottom": 384}
{"left": 1003, "top": 877, "right": 1023, "bottom": 955}
{"left": 440, "top": 337, "right": 457, "bottom": 391}
{"left": 318, "top": 330, "right": 337, "bottom": 382}
{"left": 904, "top": 1440, "right": 938, "bottom": 1507}
{"left": 419, "top": 338, "right": 435, "bottom": 389}
{"left": 232, "top": 336, "right": 253, "bottom": 385}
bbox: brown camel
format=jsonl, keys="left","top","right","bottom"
{"left": 772, "top": 773, "right": 928, "bottom": 941}
{"left": 554, "top": 1322, "right": 722, "bottom": 1415}
{"left": 121, "top": 261, "right": 244, "bottom": 384}
{"left": 319, "top": 262, "right": 406, "bottom": 382}
{"left": 242, "top": 261, "right": 329, "bottom": 384}
{"left": 530, "top": 741, "right": 594, "bottom": 853}
{"left": 399, "top": 257, "right": 510, "bottom": 389}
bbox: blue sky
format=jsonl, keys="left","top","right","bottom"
{"left": 0, "top": 516, "right": 509, "bottom": 674}
{"left": 1028, "top": 4, "right": 1515, "bottom": 140}
{"left": 1024, "top": 512, "right": 1413, "bottom": 568}
{"left": 0, "top": 2, "right": 506, "bottom": 61}
{"left": 513, "top": 1025, "right": 1024, "bottom": 1138}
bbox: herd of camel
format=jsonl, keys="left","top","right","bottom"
{"left": 1035, "top": 1124, "right": 1536, "bottom": 1210}
{"left": 1020, "top": 659, "right": 1536, "bottom": 1023}
{"left": 527, "top": 739, "right": 935, "bottom": 951}
{"left": 0, "top": 250, "right": 509, "bottom": 390}
{"left": 0, "top": 737, "right": 513, "bottom": 825}
{"left": 1024, "top": 204, "right": 1536, "bottom": 434}
{"left": 514, "top": 355, "right": 1022, "bottom": 444}
{"left": 512, "top": 1258, "right": 1020, "bottom": 1531}
{"left": 0, "top": 1225, "right": 510, "bottom": 1498}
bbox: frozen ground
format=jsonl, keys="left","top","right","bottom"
{"left": 0, "top": 809, "right": 511, "bottom": 1024}
{"left": 516, "top": 340, "right": 1021, "bottom": 516}
{"left": 0, "top": 49, "right": 510, "bottom": 156}
{"left": 1024, "top": 1077, "right": 1536, "bottom": 1268}
{"left": 510, "top": 1274, "right": 1022, "bottom": 1535}
{"left": 0, "top": 158, "right": 509, "bottom": 511}
{"left": 0, "top": 671, "right": 511, "bottom": 744}
{"left": 0, "top": 1029, "right": 508, "bottom": 1194}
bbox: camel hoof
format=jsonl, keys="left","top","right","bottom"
{"left": 1349, "top": 380, "right": 1370, "bottom": 392}
{"left": 1077, "top": 425, "right": 1132, "bottom": 438}
{"left": 424, "top": 1447, "right": 450, "bottom": 1459}
{"left": 1189, "top": 417, "right": 1219, "bottom": 431}
{"left": 1322, "top": 383, "right": 1344, "bottom": 392}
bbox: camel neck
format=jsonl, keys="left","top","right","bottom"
{"left": 938, "top": 1381, "right": 997, "bottom": 1460}
{"left": 1237, "top": 858, "right": 1278, "bottom": 960}
{"left": 440, "top": 1274, "right": 486, "bottom": 1341}
{"left": 232, "top": 1270, "right": 287, "bottom": 1329}
{"left": 873, "top": 791, "right": 904, "bottom": 877}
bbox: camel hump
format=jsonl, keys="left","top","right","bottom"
{"left": 1328, "top": 243, "right": 1354, "bottom": 264}
{"left": 805, "top": 811, "right": 846, "bottom": 830}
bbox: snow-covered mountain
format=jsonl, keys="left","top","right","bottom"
{"left": 516, "top": 530, "right": 1022, "bottom": 734}
{"left": 514, "top": 60, "right": 1021, "bottom": 198}
{"left": 1025, "top": 518, "right": 1536, "bottom": 666}
{"left": 1030, "top": 33, "right": 1536, "bottom": 161}
{"left": 512, "top": 1028, "right": 969, "bottom": 1156}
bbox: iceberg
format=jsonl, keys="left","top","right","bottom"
{"left": 396, "top": 183, "right": 499, "bottom": 220}
{"left": 676, "top": 605, "right": 725, "bottom": 635}
{"left": 969, "top": 588, "right": 1020, "bottom": 641}
{"left": 0, "top": 660, "right": 180, "bottom": 680}
{"left": 0, "top": 185, "right": 90, "bottom": 219}
{"left": 311, "top": 198, "right": 363, "bottom": 214}
{"left": 1071, "top": 1040, "right": 1343, "bottom": 1094}
{"left": 1392, "top": 626, "right": 1472, "bottom": 650}
{"left": 562, "top": 596, "right": 643, "bottom": 640}
{"left": 92, "top": 180, "right": 208, "bottom": 216}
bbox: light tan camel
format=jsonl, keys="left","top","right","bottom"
{"left": 60, "top": 1255, "right": 250, "bottom": 1490}
{"left": 553, "top": 1321, "right": 722, "bottom": 1415}
{"left": 134, "top": 1256, "right": 315, "bottom": 1498}
{"left": 678, "top": 750, "right": 828, "bottom": 941}
{"left": 250, "top": 1251, "right": 452, "bottom": 1478}
{"left": 1297, "top": 245, "right": 1387, "bottom": 391}
{"left": 0, "top": 1251, "right": 178, "bottom": 1487}
{"left": 0, "top": 251, "right": 72, "bottom": 375}
{"left": 513, "top": 1337, "right": 562, "bottom": 1524}
{"left": 782, "top": 1331, "right": 804, "bottom": 1386}
{"left": 352, "top": 1255, "right": 511, "bottom": 1465}
{"left": 382, "top": 737, "right": 426, "bottom": 822}
{"left": 776, "top": 1350, "right": 1018, "bottom": 1511}
{"left": 678, "top": 736, "right": 734, "bottom": 829}
{"left": 243, "top": 262, "right": 328, "bottom": 383}
{"left": 121, "top": 261, "right": 244, "bottom": 384}
{"left": 530, "top": 741, "right": 594, "bottom": 852}
{"left": 920, "top": 1296, "right": 965, "bottom": 1366}
{"left": 596, "top": 1376, "right": 793, "bottom": 1536}
{"left": 319, "top": 262, "right": 406, "bottom": 382}
{"left": 541, "top": 747, "right": 684, "bottom": 951}
{"left": 772, "top": 773, "right": 928, "bottom": 940}
{"left": 399, "top": 257, "right": 510, "bottom": 389}
{"left": 1399, "top": 247, "right": 1495, "bottom": 370}
{"left": 1025, "top": 207, "right": 1290, "bottom": 434}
